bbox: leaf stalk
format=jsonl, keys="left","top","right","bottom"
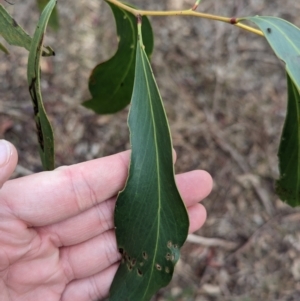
{"left": 191, "top": 0, "right": 202, "bottom": 11}
{"left": 106, "top": 0, "right": 264, "bottom": 37}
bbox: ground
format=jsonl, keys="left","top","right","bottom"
{"left": 1, "top": 0, "right": 300, "bottom": 300}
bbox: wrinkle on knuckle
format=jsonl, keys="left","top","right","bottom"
{"left": 103, "top": 231, "right": 121, "bottom": 266}
{"left": 60, "top": 247, "right": 75, "bottom": 282}
{"left": 95, "top": 200, "right": 114, "bottom": 232}
{"left": 90, "top": 274, "right": 105, "bottom": 300}
{"left": 60, "top": 167, "right": 97, "bottom": 213}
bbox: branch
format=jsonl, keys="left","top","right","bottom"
{"left": 187, "top": 234, "right": 239, "bottom": 250}
{"left": 106, "top": 0, "right": 264, "bottom": 37}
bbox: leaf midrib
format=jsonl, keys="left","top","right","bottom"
{"left": 138, "top": 38, "right": 162, "bottom": 300}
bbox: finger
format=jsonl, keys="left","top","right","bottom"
{"left": 1, "top": 148, "right": 211, "bottom": 227}
{"left": 188, "top": 203, "right": 207, "bottom": 233}
{"left": 58, "top": 203, "right": 207, "bottom": 281}
{"left": 61, "top": 264, "right": 118, "bottom": 301}
{"left": 60, "top": 230, "right": 120, "bottom": 281}
{"left": 176, "top": 170, "right": 213, "bottom": 205}
{"left": 1, "top": 150, "right": 131, "bottom": 226}
{"left": 38, "top": 198, "right": 116, "bottom": 247}
{"left": 0, "top": 140, "right": 18, "bottom": 188}
{"left": 40, "top": 170, "right": 212, "bottom": 246}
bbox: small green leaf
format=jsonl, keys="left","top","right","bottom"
{"left": 276, "top": 74, "right": 300, "bottom": 207}
{"left": 109, "top": 20, "right": 189, "bottom": 301}
{"left": 244, "top": 16, "right": 300, "bottom": 207}
{"left": 0, "top": 4, "right": 54, "bottom": 56}
{"left": 27, "top": 0, "right": 56, "bottom": 170}
{"left": 0, "top": 41, "right": 9, "bottom": 54}
{"left": 82, "top": 2, "right": 154, "bottom": 114}
{"left": 36, "top": 0, "right": 59, "bottom": 31}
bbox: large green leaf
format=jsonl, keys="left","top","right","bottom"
{"left": 276, "top": 75, "right": 300, "bottom": 207}
{"left": 36, "top": 0, "right": 59, "bottom": 31}
{"left": 109, "top": 20, "right": 189, "bottom": 300}
{"left": 27, "top": 0, "right": 56, "bottom": 170}
{"left": 0, "top": 4, "right": 54, "bottom": 56}
{"left": 244, "top": 16, "right": 300, "bottom": 207}
{"left": 82, "top": 2, "right": 154, "bottom": 114}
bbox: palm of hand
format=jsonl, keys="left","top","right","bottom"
{"left": 0, "top": 197, "right": 120, "bottom": 301}
{"left": 1, "top": 223, "right": 67, "bottom": 299}
{"left": 0, "top": 150, "right": 212, "bottom": 301}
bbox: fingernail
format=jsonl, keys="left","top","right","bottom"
{"left": 0, "top": 140, "right": 12, "bottom": 167}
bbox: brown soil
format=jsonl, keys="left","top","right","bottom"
{"left": 1, "top": 0, "right": 300, "bottom": 300}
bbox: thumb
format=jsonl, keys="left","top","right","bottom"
{"left": 0, "top": 140, "right": 18, "bottom": 188}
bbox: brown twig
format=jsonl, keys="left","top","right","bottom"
{"left": 187, "top": 234, "right": 239, "bottom": 250}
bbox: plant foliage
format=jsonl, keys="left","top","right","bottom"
{"left": 27, "top": 0, "right": 56, "bottom": 170}
{"left": 109, "top": 19, "right": 189, "bottom": 300}
{"left": 36, "top": 0, "right": 60, "bottom": 31}
{"left": 0, "top": 3, "right": 54, "bottom": 56}
{"left": 82, "top": 2, "right": 154, "bottom": 114}
{"left": 245, "top": 16, "right": 300, "bottom": 206}
{"left": 2, "top": 1, "right": 300, "bottom": 300}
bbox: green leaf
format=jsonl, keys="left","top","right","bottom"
{"left": 27, "top": 0, "right": 56, "bottom": 170}
{"left": 82, "top": 2, "right": 154, "bottom": 114}
{"left": 36, "top": 0, "right": 59, "bottom": 31}
{"left": 0, "top": 4, "right": 54, "bottom": 56}
{"left": 0, "top": 41, "right": 9, "bottom": 54}
{"left": 244, "top": 16, "right": 300, "bottom": 207}
{"left": 275, "top": 74, "right": 300, "bottom": 207}
{"left": 244, "top": 17, "right": 300, "bottom": 90}
{"left": 109, "top": 20, "right": 189, "bottom": 301}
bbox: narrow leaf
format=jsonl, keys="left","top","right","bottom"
{"left": 275, "top": 74, "right": 300, "bottom": 207}
{"left": 36, "top": 0, "right": 59, "bottom": 31}
{"left": 0, "top": 41, "right": 9, "bottom": 54}
{"left": 0, "top": 4, "right": 54, "bottom": 56}
{"left": 244, "top": 16, "right": 300, "bottom": 207}
{"left": 83, "top": 2, "right": 154, "bottom": 114}
{"left": 109, "top": 19, "right": 189, "bottom": 301}
{"left": 27, "top": 0, "right": 56, "bottom": 170}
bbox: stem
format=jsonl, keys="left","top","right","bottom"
{"left": 235, "top": 23, "right": 264, "bottom": 36}
{"left": 192, "top": 0, "right": 202, "bottom": 11}
{"left": 137, "top": 15, "right": 143, "bottom": 46}
{"left": 106, "top": 0, "right": 264, "bottom": 37}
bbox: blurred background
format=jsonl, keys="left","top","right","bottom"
{"left": 1, "top": 0, "right": 300, "bottom": 300}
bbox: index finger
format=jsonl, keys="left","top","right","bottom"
{"left": 1, "top": 151, "right": 131, "bottom": 226}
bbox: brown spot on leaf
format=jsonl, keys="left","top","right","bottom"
{"left": 142, "top": 251, "right": 148, "bottom": 260}
{"left": 137, "top": 269, "right": 143, "bottom": 276}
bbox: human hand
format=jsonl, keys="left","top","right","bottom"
{"left": 0, "top": 140, "right": 213, "bottom": 301}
